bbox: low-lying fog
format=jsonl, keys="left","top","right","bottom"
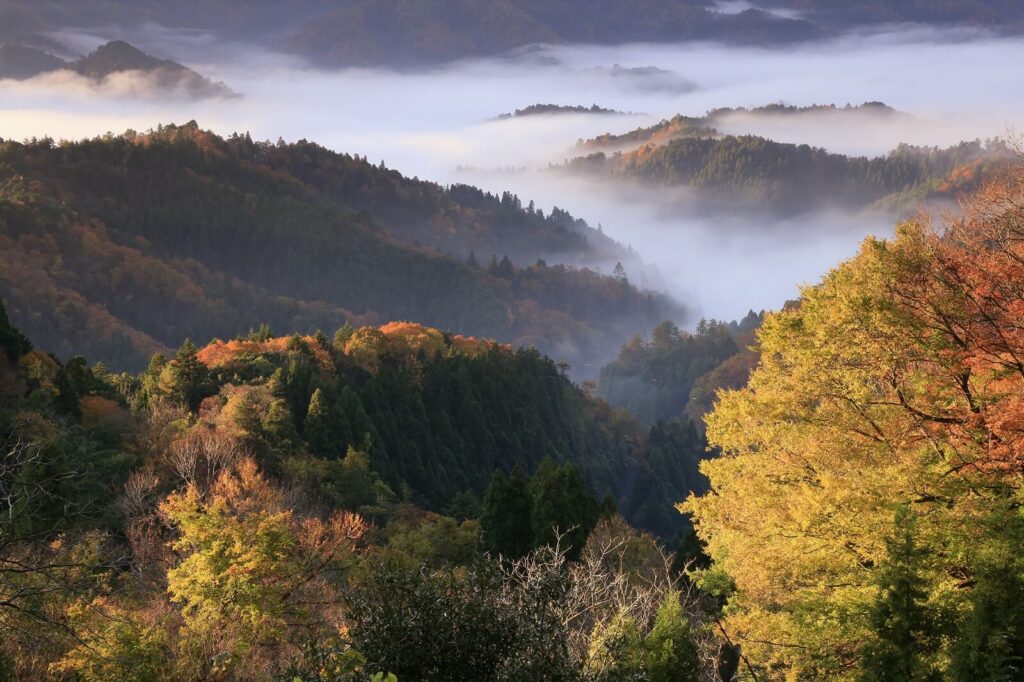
{"left": 2, "top": 27, "right": 1023, "bottom": 323}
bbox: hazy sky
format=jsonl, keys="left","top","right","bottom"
{"left": 2, "top": 26, "right": 1023, "bottom": 322}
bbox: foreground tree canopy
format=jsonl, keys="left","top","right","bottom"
{"left": 684, "top": 169, "right": 1024, "bottom": 678}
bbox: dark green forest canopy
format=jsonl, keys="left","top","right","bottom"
{"left": 0, "top": 123, "right": 682, "bottom": 374}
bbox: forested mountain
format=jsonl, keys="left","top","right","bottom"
{"left": 568, "top": 133, "right": 1009, "bottom": 214}
{"left": 0, "top": 1, "right": 821, "bottom": 68}
{"left": 567, "top": 102, "right": 1012, "bottom": 215}
{"left": 577, "top": 101, "right": 902, "bottom": 153}
{"left": 0, "top": 40, "right": 233, "bottom": 97}
{"left": 4, "top": 1, "right": 1024, "bottom": 70}
{"left": 0, "top": 122, "right": 680, "bottom": 374}
{"left": 284, "top": 0, "right": 819, "bottom": 68}
{"left": 0, "top": 299, "right": 722, "bottom": 679}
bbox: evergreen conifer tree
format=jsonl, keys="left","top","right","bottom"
{"left": 480, "top": 467, "right": 533, "bottom": 559}
{"left": 860, "top": 506, "right": 940, "bottom": 682}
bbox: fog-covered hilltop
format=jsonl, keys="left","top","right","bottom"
{"left": 564, "top": 102, "right": 1013, "bottom": 216}
{"left": 0, "top": 39, "right": 234, "bottom": 98}
{"left": 496, "top": 103, "right": 627, "bottom": 119}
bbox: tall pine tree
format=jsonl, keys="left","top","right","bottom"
{"left": 860, "top": 506, "right": 940, "bottom": 682}
{"left": 530, "top": 458, "right": 599, "bottom": 560}
{"left": 169, "top": 339, "right": 210, "bottom": 411}
{"left": 480, "top": 467, "right": 533, "bottom": 559}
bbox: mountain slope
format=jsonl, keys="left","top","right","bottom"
{"left": 0, "top": 122, "right": 681, "bottom": 374}
{"left": 287, "top": 0, "right": 823, "bottom": 67}
{"left": 4, "top": 1, "right": 1024, "bottom": 69}
{"left": 597, "top": 316, "right": 760, "bottom": 426}
{"left": 577, "top": 101, "right": 904, "bottom": 153}
{"left": 255, "top": 136, "right": 631, "bottom": 267}
{"left": 0, "top": 43, "right": 64, "bottom": 79}
{"left": 68, "top": 40, "right": 234, "bottom": 97}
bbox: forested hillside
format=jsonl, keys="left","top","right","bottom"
{"left": 286, "top": 0, "right": 821, "bottom": 68}
{"left": 0, "top": 301, "right": 723, "bottom": 679}
{"left": 568, "top": 133, "right": 1008, "bottom": 214}
{"left": 0, "top": 122, "right": 679, "bottom": 374}
{"left": 597, "top": 314, "right": 760, "bottom": 426}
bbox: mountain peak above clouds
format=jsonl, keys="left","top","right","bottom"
{"left": 0, "top": 39, "right": 235, "bottom": 98}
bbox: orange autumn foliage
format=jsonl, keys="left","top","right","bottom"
{"left": 902, "top": 165, "right": 1024, "bottom": 473}
{"left": 197, "top": 322, "right": 508, "bottom": 378}
{"left": 198, "top": 335, "right": 334, "bottom": 372}
{"left": 80, "top": 395, "right": 133, "bottom": 438}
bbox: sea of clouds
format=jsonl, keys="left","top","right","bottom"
{"left": 1, "top": 25, "right": 1023, "bottom": 321}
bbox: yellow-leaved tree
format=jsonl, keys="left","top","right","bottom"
{"left": 683, "top": 169, "right": 1024, "bottom": 678}
{"left": 160, "top": 457, "right": 367, "bottom": 679}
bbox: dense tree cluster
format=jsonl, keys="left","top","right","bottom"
{"left": 684, "top": 167, "right": 1024, "bottom": 678}
{"left": 597, "top": 317, "right": 758, "bottom": 426}
{"left": 497, "top": 103, "right": 624, "bottom": 118}
{"left": 480, "top": 459, "right": 601, "bottom": 560}
{"left": 139, "top": 321, "right": 647, "bottom": 517}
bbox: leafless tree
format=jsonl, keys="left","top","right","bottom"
{"left": 164, "top": 428, "right": 243, "bottom": 490}
{"left": 502, "top": 522, "right": 727, "bottom": 681}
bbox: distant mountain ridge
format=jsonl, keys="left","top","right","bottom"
{"left": 0, "top": 43, "right": 64, "bottom": 79}
{"left": 0, "top": 39, "right": 233, "bottom": 98}
{"left": 285, "top": 0, "right": 824, "bottom": 68}
{"left": 3, "top": 0, "right": 1024, "bottom": 69}
{"left": 577, "top": 101, "right": 904, "bottom": 152}
{"left": 0, "top": 122, "right": 681, "bottom": 374}
{"left": 496, "top": 103, "right": 627, "bottom": 119}
{"left": 564, "top": 101, "right": 1010, "bottom": 215}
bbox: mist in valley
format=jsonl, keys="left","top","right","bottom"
{"left": 2, "top": 25, "right": 1022, "bottom": 325}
